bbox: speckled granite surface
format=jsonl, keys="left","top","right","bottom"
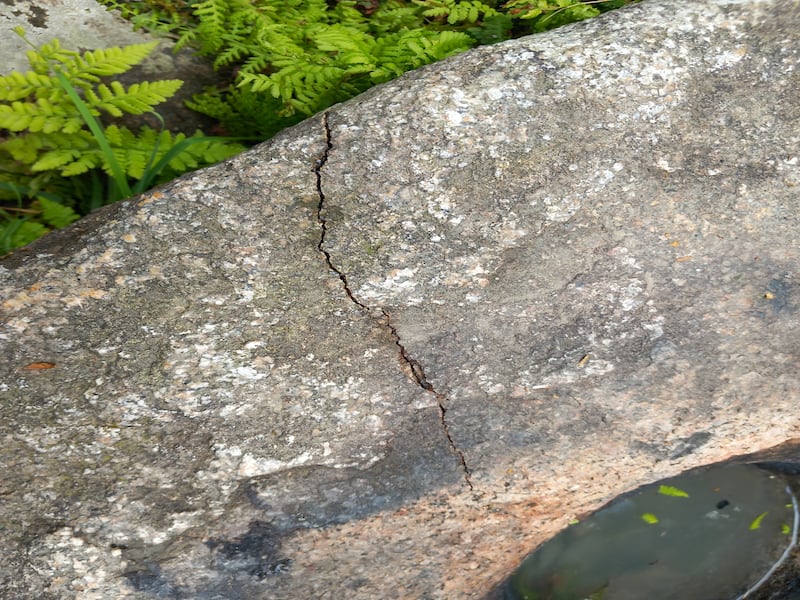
{"left": 2, "top": 0, "right": 800, "bottom": 597}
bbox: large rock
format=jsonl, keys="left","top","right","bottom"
{"left": 2, "top": 0, "right": 800, "bottom": 597}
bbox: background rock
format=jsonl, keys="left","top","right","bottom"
{"left": 2, "top": 0, "right": 800, "bottom": 598}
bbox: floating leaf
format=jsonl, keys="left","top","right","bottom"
{"left": 750, "top": 511, "right": 769, "bottom": 531}
{"left": 641, "top": 513, "right": 659, "bottom": 525}
{"left": 658, "top": 485, "right": 690, "bottom": 498}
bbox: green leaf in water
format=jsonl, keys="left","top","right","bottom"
{"left": 782, "top": 523, "right": 791, "bottom": 535}
{"left": 749, "top": 511, "right": 768, "bottom": 530}
{"left": 641, "top": 513, "right": 659, "bottom": 524}
{"left": 658, "top": 485, "right": 689, "bottom": 498}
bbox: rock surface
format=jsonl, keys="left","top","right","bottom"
{"left": 2, "top": 0, "right": 800, "bottom": 597}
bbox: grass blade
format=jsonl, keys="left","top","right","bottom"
{"left": 54, "top": 70, "right": 132, "bottom": 198}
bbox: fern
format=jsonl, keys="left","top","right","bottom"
{"left": 179, "top": 0, "right": 477, "bottom": 122}
{"left": 0, "top": 37, "right": 181, "bottom": 136}
{"left": 415, "top": 0, "right": 500, "bottom": 25}
{"left": 0, "top": 28, "right": 245, "bottom": 253}
{"left": 502, "top": 0, "right": 625, "bottom": 31}
{"left": 36, "top": 196, "right": 81, "bottom": 228}
{"left": 192, "top": 0, "right": 234, "bottom": 55}
{"left": 93, "top": 0, "right": 636, "bottom": 143}
{"left": 0, "top": 193, "right": 80, "bottom": 255}
{"left": 85, "top": 80, "right": 184, "bottom": 116}
{"left": 100, "top": 0, "right": 196, "bottom": 36}
{"left": 186, "top": 85, "right": 304, "bottom": 139}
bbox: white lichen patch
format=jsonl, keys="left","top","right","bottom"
{"left": 537, "top": 358, "right": 616, "bottom": 387}
{"left": 427, "top": 196, "right": 457, "bottom": 220}
{"left": 359, "top": 267, "right": 419, "bottom": 301}
{"left": 542, "top": 195, "right": 582, "bottom": 222}
{"left": 497, "top": 219, "right": 528, "bottom": 247}
{"left": 709, "top": 45, "right": 748, "bottom": 70}
{"left": 620, "top": 279, "right": 645, "bottom": 311}
{"left": 238, "top": 450, "right": 314, "bottom": 478}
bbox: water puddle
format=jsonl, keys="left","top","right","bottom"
{"left": 503, "top": 463, "right": 799, "bottom": 600}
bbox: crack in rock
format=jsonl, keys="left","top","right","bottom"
{"left": 313, "top": 112, "right": 473, "bottom": 490}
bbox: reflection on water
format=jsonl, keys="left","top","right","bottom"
{"left": 504, "top": 464, "right": 799, "bottom": 600}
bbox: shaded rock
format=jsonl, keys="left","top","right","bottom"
{"left": 2, "top": 0, "right": 800, "bottom": 597}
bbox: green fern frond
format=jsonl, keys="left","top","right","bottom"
{"left": 1, "top": 130, "right": 93, "bottom": 166}
{"left": 0, "top": 100, "right": 82, "bottom": 133}
{"left": 0, "top": 218, "right": 48, "bottom": 252}
{"left": 502, "top": 0, "right": 600, "bottom": 29}
{"left": 25, "top": 37, "right": 78, "bottom": 75}
{"left": 68, "top": 42, "right": 160, "bottom": 80}
{"left": 190, "top": 0, "right": 234, "bottom": 55}
{"left": 96, "top": 125, "right": 243, "bottom": 182}
{"left": 36, "top": 196, "right": 80, "bottom": 228}
{"left": 368, "top": 3, "right": 429, "bottom": 34}
{"left": 173, "top": 27, "right": 198, "bottom": 53}
{"left": 312, "top": 23, "right": 377, "bottom": 62}
{"left": 2, "top": 30, "right": 246, "bottom": 252}
{"left": 31, "top": 148, "right": 83, "bottom": 172}
{"left": 59, "top": 154, "right": 101, "bottom": 177}
{"left": 88, "top": 80, "right": 183, "bottom": 116}
{"left": 186, "top": 85, "right": 303, "bottom": 139}
{"left": 31, "top": 41, "right": 160, "bottom": 87}
{"left": 416, "top": 0, "right": 500, "bottom": 25}
{"left": 0, "top": 70, "right": 59, "bottom": 101}
{"left": 375, "top": 29, "right": 473, "bottom": 70}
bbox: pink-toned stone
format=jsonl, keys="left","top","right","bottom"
{"left": 2, "top": 0, "right": 800, "bottom": 598}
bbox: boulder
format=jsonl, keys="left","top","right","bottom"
{"left": 2, "top": 0, "right": 800, "bottom": 597}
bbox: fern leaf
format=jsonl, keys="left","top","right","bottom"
{"left": 26, "top": 38, "right": 77, "bottom": 75}
{"left": 31, "top": 148, "right": 81, "bottom": 172}
{"left": 212, "top": 42, "right": 251, "bottom": 70}
{"left": 102, "top": 124, "right": 124, "bottom": 148}
{"left": 422, "top": 7, "right": 450, "bottom": 18}
{"left": 503, "top": 0, "right": 599, "bottom": 28}
{"left": 416, "top": 0, "right": 499, "bottom": 24}
{"left": 191, "top": 0, "right": 232, "bottom": 55}
{"left": 2, "top": 219, "right": 48, "bottom": 249}
{"left": 0, "top": 71, "right": 34, "bottom": 101}
{"left": 174, "top": 28, "right": 197, "bottom": 53}
{"left": 1, "top": 130, "right": 93, "bottom": 166}
{"left": 89, "top": 80, "right": 182, "bottom": 116}
{"left": 60, "top": 153, "right": 100, "bottom": 176}
{"left": 0, "top": 101, "right": 83, "bottom": 133}
{"left": 36, "top": 196, "right": 80, "bottom": 228}
{"left": 0, "top": 103, "right": 33, "bottom": 131}
{"left": 196, "top": 138, "right": 245, "bottom": 164}
{"left": 0, "top": 133, "right": 44, "bottom": 163}
{"left": 71, "top": 42, "right": 160, "bottom": 79}
{"left": 312, "top": 24, "right": 375, "bottom": 56}
{"left": 0, "top": 71, "right": 58, "bottom": 101}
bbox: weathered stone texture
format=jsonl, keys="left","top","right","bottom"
{"left": 2, "top": 0, "right": 800, "bottom": 598}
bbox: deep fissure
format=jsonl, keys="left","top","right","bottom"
{"left": 313, "top": 112, "right": 473, "bottom": 490}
